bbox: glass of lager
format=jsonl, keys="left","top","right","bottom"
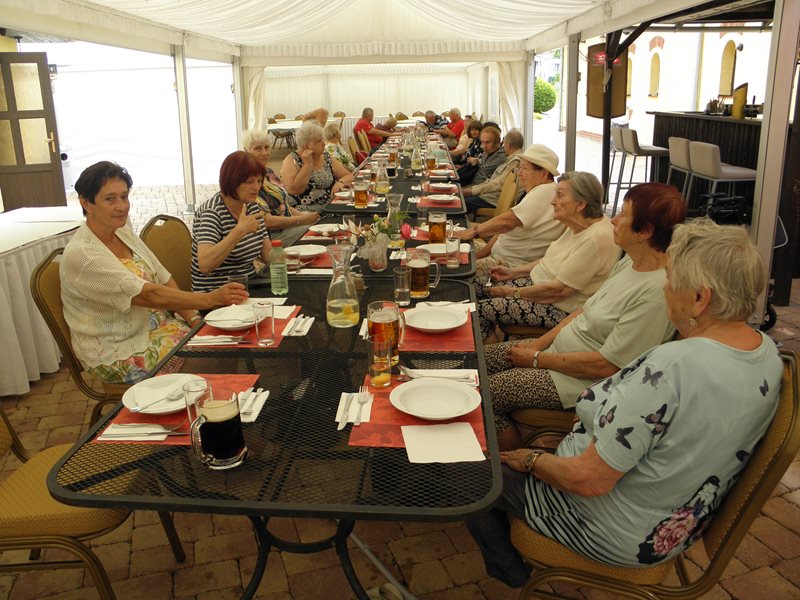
{"left": 367, "top": 300, "right": 405, "bottom": 365}
{"left": 427, "top": 212, "right": 453, "bottom": 244}
{"left": 407, "top": 248, "right": 441, "bottom": 299}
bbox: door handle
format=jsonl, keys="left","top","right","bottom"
{"left": 47, "top": 132, "right": 56, "bottom": 153}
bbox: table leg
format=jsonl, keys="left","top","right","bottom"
{"left": 335, "top": 519, "right": 370, "bottom": 600}
{"left": 242, "top": 516, "right": 271, "bottom": 600}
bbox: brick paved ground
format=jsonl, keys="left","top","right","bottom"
{"left": 3, "top": 147, "right": 799, "bottom": 599}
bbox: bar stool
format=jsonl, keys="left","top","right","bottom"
{"left": 606, "top": 126, "right": 627, "bottom": 205}
{"left": 666, "top": 137, "right": 692, "bottom": 198}
{"left": 612, "top": 128, "right": 668, "bottom": 216}
{"left": 687, "top": 141, "right": 757, "bottom": 198}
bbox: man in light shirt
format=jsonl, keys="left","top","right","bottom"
{"left": 463, "top": 129, "right": 525, "bottom": 214}
{"left": 459, "top": 144, "right": 564, "bottom": 279}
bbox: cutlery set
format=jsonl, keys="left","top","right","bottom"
{"left": 337, "top": 387, "right": 373, "bottom": 430}
{"left": 285, "top": 314, "right": 313, "bottom": 336}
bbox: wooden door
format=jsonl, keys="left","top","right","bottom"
{"left": 0, "top": 52, "right": 66, "bottom": 211}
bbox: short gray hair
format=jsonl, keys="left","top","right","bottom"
{"left": 449, "top": 107, "right": 461, "bottom": 118}
{"left": 504, "top": 129, "right": 524, "bottom": 151}
{"left": 361, "top": 107, "right": 373, "bottom": 118}
{"left": 558, "top": 171, "right": 604, "bottom": 218}
{"left": 242, "top": 129, "right": 270, "bottom": 150}
{"left": 323, "top": 122, "right": 341, "bottom": 141}
{"left": 667, "top": 218, "right": 765, "bottom": 321}
{"left": 296, "top": 121, "right": 324, "bottom": 148}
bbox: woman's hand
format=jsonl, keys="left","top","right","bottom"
{"left": 506, "top": 342, "right": 543, "bottom": 368}
{"left": 331, "top": 180, "right": 346, "bottom": 195}
{"left": 234, "top": 211, "right": 262, "bottom": 236}
{"left": 489, "top": 265, "right": 516, "bottom": 282}
{"left": 487, "top": 285, "right": 514, "bottom": 298}
{"left": 499, "top": 449, "right": 532, "bottom": 473}
{"left": 208, "top": 283, "right": 249, "bottom": 307}
{"left": 301, "top": 211, "right": 320, "bottom": 224}
{"left": 299, "top": 147, "right": 314, "bottom": 163}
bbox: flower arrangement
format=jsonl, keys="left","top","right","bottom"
{"left": 346, "top": 214, "right": 412, "bottom": 270}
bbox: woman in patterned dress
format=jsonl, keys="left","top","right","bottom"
{"left": 60, "top": 161, "right": 248, "bottom": 384}
{"left": 280, "top": 120, "right": 354, "bottom": 212}
{"left": 467, "top": 218, "right": 782, "bottom": 586}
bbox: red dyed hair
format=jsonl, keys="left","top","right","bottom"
{"left": 624, "top": 183, "right": 687, "bottom": 252}
{"left": 219, "top": 151, "right": 266, "bottom": 199}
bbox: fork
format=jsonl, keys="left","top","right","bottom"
{"left": 111, "top": 419, "right": 188, "bottom": 432}
{"left": 353, "top": 385, "right": 370, "bottom": 426}
{"left": 286, "top": 314, "right": 305, "bottom": 336}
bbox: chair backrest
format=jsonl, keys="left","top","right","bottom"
{"left": 689, "top": 141, "right": 723, "bottom": 179}
{"left": 412, "top": 111, "right": 425, "bottom": 117}
{"left": 668, "top": 137, "right": 692, "bottom": 170}
{"left": 441, "top": 110, "right": 450, "bottom": 119}
{"left": 395, "top": 111, "right": 408, "bottom": 120}
{"left": 610, "top": 126, "right": 625, "bottom": 153}
{"left": 273, "top": 113, "right": 286, "bottom": 120}
{"left": 620, "top": 127, "right": 643, "bottom": 154}
{"left": 29, "top": 248, "right": 105, "bottom": 403}
{"left": 140, "top": 214, "right": 193, "bottom": 292}
{"left": 294, "top": 114, "right": 304, "bottom": 120}
{"left": 333, "top": 111, "right": 345, "bottom": 118}
{"left": 698, "top": 351, "right": 800, "bottom": 586}
{"left": 347, "top": 137, "right": 359, "bottom": 162}
{"left": 268, "top": 117, "right": 277, "bottom": 124}
{"left": 357, "top": 130, "right": 371, "bottom": 153}
{"left": 493, "top": 169, "right": 520, "bottom": 216}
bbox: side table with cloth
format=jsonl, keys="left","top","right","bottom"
{"left": 0, "top": 210, "right": 83, "bottom": 396}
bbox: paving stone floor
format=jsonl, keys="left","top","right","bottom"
{"left": 4, "top": 148, "right": 800, "bottom": 599}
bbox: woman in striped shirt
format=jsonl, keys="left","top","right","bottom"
{"left": 192, "top": 151, "right": 272, "bottom": 292}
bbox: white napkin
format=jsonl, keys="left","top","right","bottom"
{"left": 97, "top": 424, "right": 168, "bottom": 442}
{"left": 358, "top": 319, "right": 369, "bottom": 339}
{"left": 208, "top": 304, "right": 252, "bottom": 322}
{"left": 389, "top": 250, "right": 407, "bottom": 260}
{"left": 272, "top": 305, "right": 298, "bottom": 319}
{"left": 292, "top": 268, "right": 334, "bottom": 275}
{"left": 401, "top": 422, "right": 485, "bottom": 463}
{"left": 407, "top": 197, "right": 420, "bottom": 204}
{"left": 241, "top": 390, "right": 269, "bottom": 423}
{"left": 186, "top": 335, "right": 241, "bottom": 347}
{"left": 410, "top": 185, "right": 421, "bottom": 191}
{"left": 335, "top": 391, "right": 373, "bottom": 424}
{"left": 132, "top": 374, "right": 195, "bottom": 406}
{"left": 242, "top": 297, "right": 288, "bottom": 306}
{"left": 408, "top": 369, "right": 479, "bottom": 386}
{"left": 281, "top": 316, "right": 315, "bottom": 336}
{"left": 459, "top": 243, "right": 471, "bottom": 253}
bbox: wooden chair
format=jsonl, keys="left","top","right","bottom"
{"left": 511, "top": 349, "right": 800, "bottom": 600}
{"left": 395, "top": 111, "right": 409, "bottom": 120}
{"left": 269, "top": 117, "right": 295, "bottom": 149}
{"left": 475, "top": 169, "right": 519, "bottom": 222}
{"left": 273, "top": 113, "right": 286, "bottom": 119}
{"left": 412, "top": 111, "right": 425, "bottom": 117}
{"left": 29, "top": 249, "right": 130, "bottom": 425}
{"left": 357, "top": 130, "right": 371, "bottom": 153}
{"left": 0, "top": 402, "right": 184, "bottom": 599}
{"left": 347, "top": 137, "right": 360, "bottom": 162}
{"left": 294, "top": 114, "right": 304, "bottom": 120}
{"left": 333, "top": 110, "right": 345, "bottom": 132}
{"left": 140, "top": 214, "right": 192, "bottom": 292}
{"left": 441, "top": 110, "right": 450, "bottom": 119}
{"left": 511, "top": 407, "right": 575, "bottom": 448}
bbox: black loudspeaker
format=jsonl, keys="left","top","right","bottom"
{"left": 587, "top": 43, "right": 627, "bottom": 119}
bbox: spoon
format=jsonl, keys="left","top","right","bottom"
{"left": 130, "top": 387, "right": 184, "bottom": 412}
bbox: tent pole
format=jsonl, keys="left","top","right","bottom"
{"left": 524, "top": 50, "right": 535, "bottom": 147}
{"left": 172, "top": 43, "right": 197, "bottom": 218}
{"left": 564, "top": 33, "right": 580, "bottom": 171}
{"left": 232, "top": 55, "right": 244, "bottom": 149}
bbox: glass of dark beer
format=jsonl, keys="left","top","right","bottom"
{"left": 186, "top": 382, "right": 247, "bottom": 470}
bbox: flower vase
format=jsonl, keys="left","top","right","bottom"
{"left": 364, "top": 235, "right": 389, "bottom": 272}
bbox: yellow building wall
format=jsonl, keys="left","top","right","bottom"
{"left": 0, "top": 36, "right": 19, "bottom": 51}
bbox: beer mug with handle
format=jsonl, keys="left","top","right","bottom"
{"left": 188, "top": 388, "right": 247, "bottom": 470}
{"left": 428, "top": 213, "right": 453, "bottom": 244}
{"left": 367, "top": 300, "right": 405, "bottom": 365}
{"left": 407, "top": 248, "right": 441, "bottom": 299}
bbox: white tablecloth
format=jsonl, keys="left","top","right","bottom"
{"left": 0, "top": 210, "right": 83, "bottom": 396}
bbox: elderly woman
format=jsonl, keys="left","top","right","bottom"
{"left": 60, "top": 161, "right": 248, "bottom": 384}
{"left": 468, "top": 218, "right": 782, "bottom": 587}
{"left": 476, "top": 171, "right": 618, "bottom": 341}
{"left": 451, "top": 118, "right": 481, "bottom": 164}
{"left": 487, "top": 183, "right": 686, "bottom": 449}
{"left": 243, "top": 129, "right": 319, "bottom": 247}
{"left": 323, "top": 122, "right": 356, "bottom": 172}
{"left": 281, "top": 120, "right": 354, "bottom": 212}
{"left": 192, "top": 151, "right": 272, "bottom": 292}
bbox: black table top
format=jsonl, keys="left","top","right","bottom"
{"left": 48, "top": 278, "right": 500, "bottom": 522}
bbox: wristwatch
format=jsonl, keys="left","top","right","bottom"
{"left": 512, "top": 289, "right": 521, "bottom": 300}
{"left": 532, "top": 350, "right": 541, "bottom": 369}
{"left": 472, "top": 227, "right": 480, "bottom": 240}
{"left": 523, "top": 450, "right": 544, "bottom": 474}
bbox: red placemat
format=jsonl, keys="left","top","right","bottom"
{"left": 305, "top": 252, "right": 332, "bottom": 268}
{"left": 299, "top": 230, "right": 350, "bottom": 242}
{"left": 400, "top": 249, "right": 469, "bottom": 266}
{"left": 94, "top": 373, "right": 259, "bottom": 445}
{"left": 419, "top": 196, "right": 462, "bottom": 209}
{"left": 189, "top": 305, "right": 301, "bottom": 348}
{"left": 399, "top": 309, "right": 475, "bottom": 352}
{"left": 423, "top": 183, "right": 458, "bottom": 194}
{"left": 348, "top": 375, "right": 486, "bottom": 450}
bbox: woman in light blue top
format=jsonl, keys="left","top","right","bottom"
{"left": 467, "top": 218, "right": 782, "bottom": 587}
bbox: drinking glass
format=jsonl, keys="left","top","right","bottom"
{"left": 285, "top": 249, "right": 301, "bottom": 272}
{"left": 188, "top": 389, "right": 247, "bottom": 470}
{"left": 353, "top": 179, "right": 369, "bottom": 209}
{"left": 393, "top": 266, "right": 411, "bottom": 307}
{"left": 446, "top": 237, "right": 460, "bottom": 269}
{"left": 407, "top": 248, "right": 441, "bottom": 299}
{"left": 183, "top": 379, "right": 211, "bottom": 425}
{"left": 428, "top": 213, "right": 452, "bottom": 244}
{"left": 227, "top": 274, "right": 248, "bottom": 291}
{"left": 367, "top": 335, "right": 393, "bottom": 389}
{"left": 253, "top": 301, "right": 275, "bottom": 346}
{"left": 367, "top": 301, "right": 405, "bottom": 365}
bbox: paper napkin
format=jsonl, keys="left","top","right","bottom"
{"left": 401, "top": 422, "right": 485, "bottom": 463}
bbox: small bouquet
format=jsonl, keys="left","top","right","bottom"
{"left": 346, "top": 214, "right": 412, "bottom": 264}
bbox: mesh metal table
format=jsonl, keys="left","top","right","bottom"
{"left": 48, "top": 278, "right": 500, "bottom": 599}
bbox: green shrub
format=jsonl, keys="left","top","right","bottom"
{"left": 534, "top": 79, "right": 557, "bottom": 114}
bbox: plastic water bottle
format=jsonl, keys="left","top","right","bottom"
{"left": 269, "top": 240, "right": 289, "bottom": 295}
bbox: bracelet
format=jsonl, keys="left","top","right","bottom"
{"left": 472, "top": 227, "right": 480, "bottom": 240}
{"left": 295, "top": 216, "right": 300, "bottom": 225}
{"left": 189, "top": 315, "right": 202, "bottom": 325}
{"left": 532, "top": 350, "right": 541, "bottom": 369}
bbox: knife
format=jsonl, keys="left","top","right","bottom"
{"left": 337, "top": 393, "right": 355, "bottom": 430}
{"left": 242, "top": 387, "right": 263, "bottom": 414}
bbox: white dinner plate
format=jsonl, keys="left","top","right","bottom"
{"left": 334, "top": 191, "right": 352, "bottom": 199}
{"left": 416, "top": 243, "right": 448, "bottom": 255}
{"left": 122, "top": 373, "right": 204, "bottom": 415}
{"left": 205, "top": 304, "right": 266, "bottom": 331}
{"left": 290, "top": 244, "right": 327, "bottom": 258}
{"left": 309, "top": 223, "right": 346, "bottom": 235}
{"left": 389, "top": 379, "right": 481, "bottom": 420}
{"left": 427, "top": 194, "right": 458, "bottom": 203}
{"left": 403, "top": 307, "right": 468, "bottom": 333}
{"left": 429, "top": 183, "right": 454, "bottom": 191}
{"left": 430, "top": 169, "right": 453, "bottom": 176}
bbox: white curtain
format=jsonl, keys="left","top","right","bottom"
{"left": 497, "top": 62, "right": 527, "bottom": 133}
{"left": 243, "top": 66, "right": 267, "bottom": 130}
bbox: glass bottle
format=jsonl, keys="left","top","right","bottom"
{"left": 410, "top": 145, "right": 423, "bottom": 172}
{"left": 326, "top": 244, "right": 360, "bottom": 328}
{"left": 269, "top": 240, "right": 288, "bottom": 295}
{"left": 375, "top": 159, "right": 390, "bottom": 196}
{"left": 402, "top": 132, "right": 414, "bottom": 156}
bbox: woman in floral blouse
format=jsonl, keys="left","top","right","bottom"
{"left": 467, "top": 218, "right": 782, "bottom": 586}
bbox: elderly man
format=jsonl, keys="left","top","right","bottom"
{"left": 424, "top": 110, "right": 448, "bottom": 132}
{"left": 353, "top": 107, "right": 393, "bottom": 148}
{"left": 463, "top": 129, "right": 525, "bottom": 213}
{"left": 459, "top": 125, "right": 506, "bottom": 187}
{"left": 459, "top": 145, "right": 564, "bottom": 279}
{"left": 438, "top": 108, "right": 466, "bottom": 149}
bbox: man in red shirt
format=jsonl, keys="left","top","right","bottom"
{"left": 353, "top": 107, "right": 393, "bottom": 149}
{"left": 439, "top": 107, "right": 465, "bottom": 149}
